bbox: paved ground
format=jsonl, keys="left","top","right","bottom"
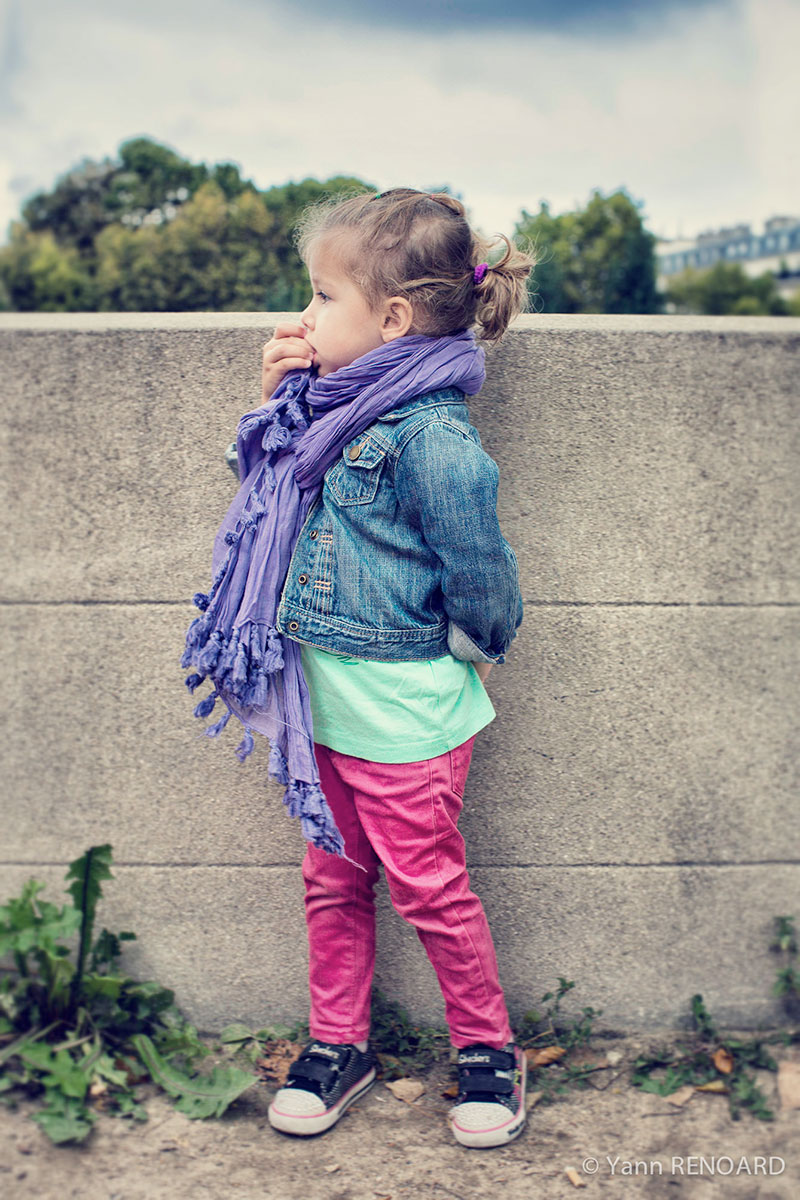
{"left": 1, "top": 1035, "right": 798, "bottom": 1200}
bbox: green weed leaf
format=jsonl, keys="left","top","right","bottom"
{"left": 66, "top": 845, "right": 114, "bottom": 1015}
{"left": 90, "top": 928, "right": 136, "bottom": 974}
{"left": 219, "top": 1023, "right": 256, "bottom": 1045}
{"left": 21, "top": 1044, "right": 90, "bottom": 1099}
{"left": 0, "top": 880, "right": 81, "bottom": 959}
{"left": 131, "top": 1034, "right": 255, "bottom": 1118}
{"left": 32, "top": 1094, "right": 95, "bottom": 1144}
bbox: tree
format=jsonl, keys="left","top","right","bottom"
{"left": 0, "top": 137, "right": 373, "bottom": 312}
{"left": 0, "top": 226, "right": 94, "bottom": 311}
{"left": 19, "top": 138, "right": 214, "bottom": 256}
{"left": 664, "top": 261, "right": 789, "bottom": 316}
{"left": 515, "top": 190, "right": 661, "bottom": 314}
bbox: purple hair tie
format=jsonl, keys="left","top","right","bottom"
{"left": 473, "top": 262, "right": 489, "bottom": 284}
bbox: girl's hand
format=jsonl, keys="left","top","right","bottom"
{"left": 262, "top": 322, "right": 313, "bottom": 404}
{"left": 473, "top": 662, "right": 493, "bottom": 683}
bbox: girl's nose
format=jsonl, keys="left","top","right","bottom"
{"left": 301, "top": 301, "right": 314, "bottom": 329}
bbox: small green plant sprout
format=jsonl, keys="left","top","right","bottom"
{"left": 631, "top": 993, "right": 778, "bottom": 1122}
{"left": 517, "top": 977, "right": 600, "bottom": 1053}
{"left": 0, "top": 846, "right": 255, "bottom": 1144}
{"left": 770, "top": 916, "right": 800, "bottom": 1019}
{"left": 369, "top": 989, "right": 449, "bottom": 1078}
{"left": 690, "top": 992, "right": 717, "bottom": 1041}
{"left": 515, "top": 978, "right": 603, "bottom": 1102}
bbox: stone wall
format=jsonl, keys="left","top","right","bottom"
{"left": 2, "top": 312, "right": 798, "bottom": 1033}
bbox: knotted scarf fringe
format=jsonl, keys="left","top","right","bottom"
{"left": 183, "top": 614, "right": 345, "bottom": 855}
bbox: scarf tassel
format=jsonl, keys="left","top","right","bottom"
{"left": 268, "top": 743, "right": 290, "bottom": 784}
{"left": 196, "top": 630, "right": 225, "bottom": 675}
{"left": 285, "top": 779, "right": 345, "bottom": 858}
{"left": 235, "top": 726, "right": 255, "bottom": 762}
{"left": 204, "top": 707, "right": 232, "bottom": 738}
{"left": 194, "top": 689, "right": 218, "bottom": 719}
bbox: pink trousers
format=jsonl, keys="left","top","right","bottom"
{"left": 302, "top": 738, "right": 512, "bottom": 1050}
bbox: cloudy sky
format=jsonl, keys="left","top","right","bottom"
{"left": 1, "top": 0, "right": 797, "bottom": 244}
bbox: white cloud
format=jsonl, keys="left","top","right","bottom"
{"left": 0, "top": 0, "right": 797, "bottom": 247}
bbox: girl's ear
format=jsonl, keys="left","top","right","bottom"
{"left": 380, "top": 296, "right": 414, "bottom": 342}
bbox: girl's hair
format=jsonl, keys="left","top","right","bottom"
{"left": 295, "top": 187, "right": 533, "bottom": 343}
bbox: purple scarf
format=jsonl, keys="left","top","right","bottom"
{"left": 182, "top": 331, "right": 486, "bottom": 856}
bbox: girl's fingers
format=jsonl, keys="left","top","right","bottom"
{"left": 262, "top": 355, "right": 314, "bottom": 402}
{"left": 270, "top": 357, "right": 313, "bottom": 373}
{"left": 269, "top": 322, "right": 306, "bottom": 341}
{"left": 263, "top": 338, "right": 311, "bottom": 364}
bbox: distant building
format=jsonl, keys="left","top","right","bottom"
{"left": 657, "top": 216, "right": 800, "bottom": 298}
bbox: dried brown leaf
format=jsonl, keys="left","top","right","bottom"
{"left": 441, "top": 1083, "right": 459, "bottom": 1099}
{"left": 564, "top": 1166, "right": 587, "bottom": 1187}
{"left": 526, "top": 1089, "right": 544, "bottom": 1108}
{"left": 713, "top": 1047, "right": 734, "bottom": 1074}
{"left": 665, "top": 1084, "right": 695, "bottom": 1107}
{"left": 777, "top": 1060, "right": 800, "bottom": 1110}
{"left": 385, "top": 1078, "right": 425, "bottom": 1103}
{"left": 526, "top": 1045, "right": 567, "bottom": 1067}
{"left": 695, "top": 1079, "right": 728, "bottom": 1094}
{"left": 255, "top": 1039, "right": 305, "bottom": 1088}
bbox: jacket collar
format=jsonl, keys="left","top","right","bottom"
{"left": 378, "top": 387, "right": 466, "bottom": 423}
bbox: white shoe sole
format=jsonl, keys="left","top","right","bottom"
{"left": 450, "top": 1051, "right": 527, "bottom": 1149}
{"left": 268, "top": 1068, "right": 376, "bottom": 1136}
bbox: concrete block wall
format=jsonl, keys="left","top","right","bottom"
{"left": 2, "top": 312, "right": 798, "bottom": 1033}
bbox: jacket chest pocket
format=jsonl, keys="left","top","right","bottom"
{"left": 326, "top": 437, "right": 388, "bottom": 507}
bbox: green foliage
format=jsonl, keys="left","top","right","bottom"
{"left": 0, "top": 847, "right": 255, "bottom": 1143}
{"left": 515, "top": 190, "right": 661, "bottom": 314}
{"left": 66, "top": 844, "right": 113, "bottom": 1017}
{"left": 369, "top": 989, "right": 449, "bottom": 1077}
{"left": 664, "top": 261, "right": 789, "bottom": 315}
{"left": 515, "top": 977, "right": 603, "bottom": 1102}
{"left": 631, "top": 992, "right": 779, "bottom": 1121}
{"left": 0, "top": 228, "right": 95, "bottom": 311}
{"left": 0, "top": 136, "right": 372, "bottom": 313}
{"left": 690, "top": 992, "right": 717, "bottom": 1041}
{"left": 517, "top": 976, "right": 600, "bottom": 1053}
{"left": 771, "top": 915, "right": 800, "bottom": 1016}
{"left": 131, "top": 1034, "right": 254, "bottom": 1118}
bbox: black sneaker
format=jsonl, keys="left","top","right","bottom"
{"left": 449, "top": 1042, "right": 527, "bottom": 1148}
{"left": 267, "top": 1041, "right": 376, "bottom": 1136}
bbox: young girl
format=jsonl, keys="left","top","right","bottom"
{"left": 182, "top": 188, "right": 532, "bottom": 1149}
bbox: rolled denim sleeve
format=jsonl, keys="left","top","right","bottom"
{"left": 395, "top": 422, "right": 523, "bottom": 663}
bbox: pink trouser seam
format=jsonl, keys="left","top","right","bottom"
{"left": 424, "top": 754, "right": 496, "bottom": 1026}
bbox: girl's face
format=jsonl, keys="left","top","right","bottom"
{"left": 301, "top": 240, "right": 386, "bottom": 378}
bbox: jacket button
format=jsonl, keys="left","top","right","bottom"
{"left": 288, "top": 620, "right": 299, "bottom": 632}
{"left": 348, "top": 442, "right": 363, "bottom": 461}
{"left": 309, "top": 529, "right": 318, "bottom": 539}
{"left": 298, "top": 574, "right": 309, "bottom": 585}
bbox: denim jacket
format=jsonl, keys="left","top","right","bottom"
{"left": 276, "top": 388, "right": 523, "bottom": 663}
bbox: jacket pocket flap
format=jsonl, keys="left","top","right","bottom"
{"left": 342, "top": 437, "right": 388, "bottom": 470}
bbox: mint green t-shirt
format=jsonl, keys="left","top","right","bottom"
{"left": 300, "top": 644, "right": 495, "bottom": 763}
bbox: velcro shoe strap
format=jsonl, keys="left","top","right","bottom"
{"left": 288, "top": 1056, "right": 338, "bottom": 1085}
{"left": 458, "top": 1048, "right": 514, "bottom": 1070}
{"left": 461, "top": 1072, "right": 514, "bottom": 1096}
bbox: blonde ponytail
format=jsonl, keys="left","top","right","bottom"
{"left": 472, "top": 235, "right": 534, "bottom": 343}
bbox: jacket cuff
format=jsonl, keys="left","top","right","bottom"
{"left": 225, "top": 441, "right": 240, "bottom": 479}
{"left": 447, "top": 622, "right": 505, "bottom": 665}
